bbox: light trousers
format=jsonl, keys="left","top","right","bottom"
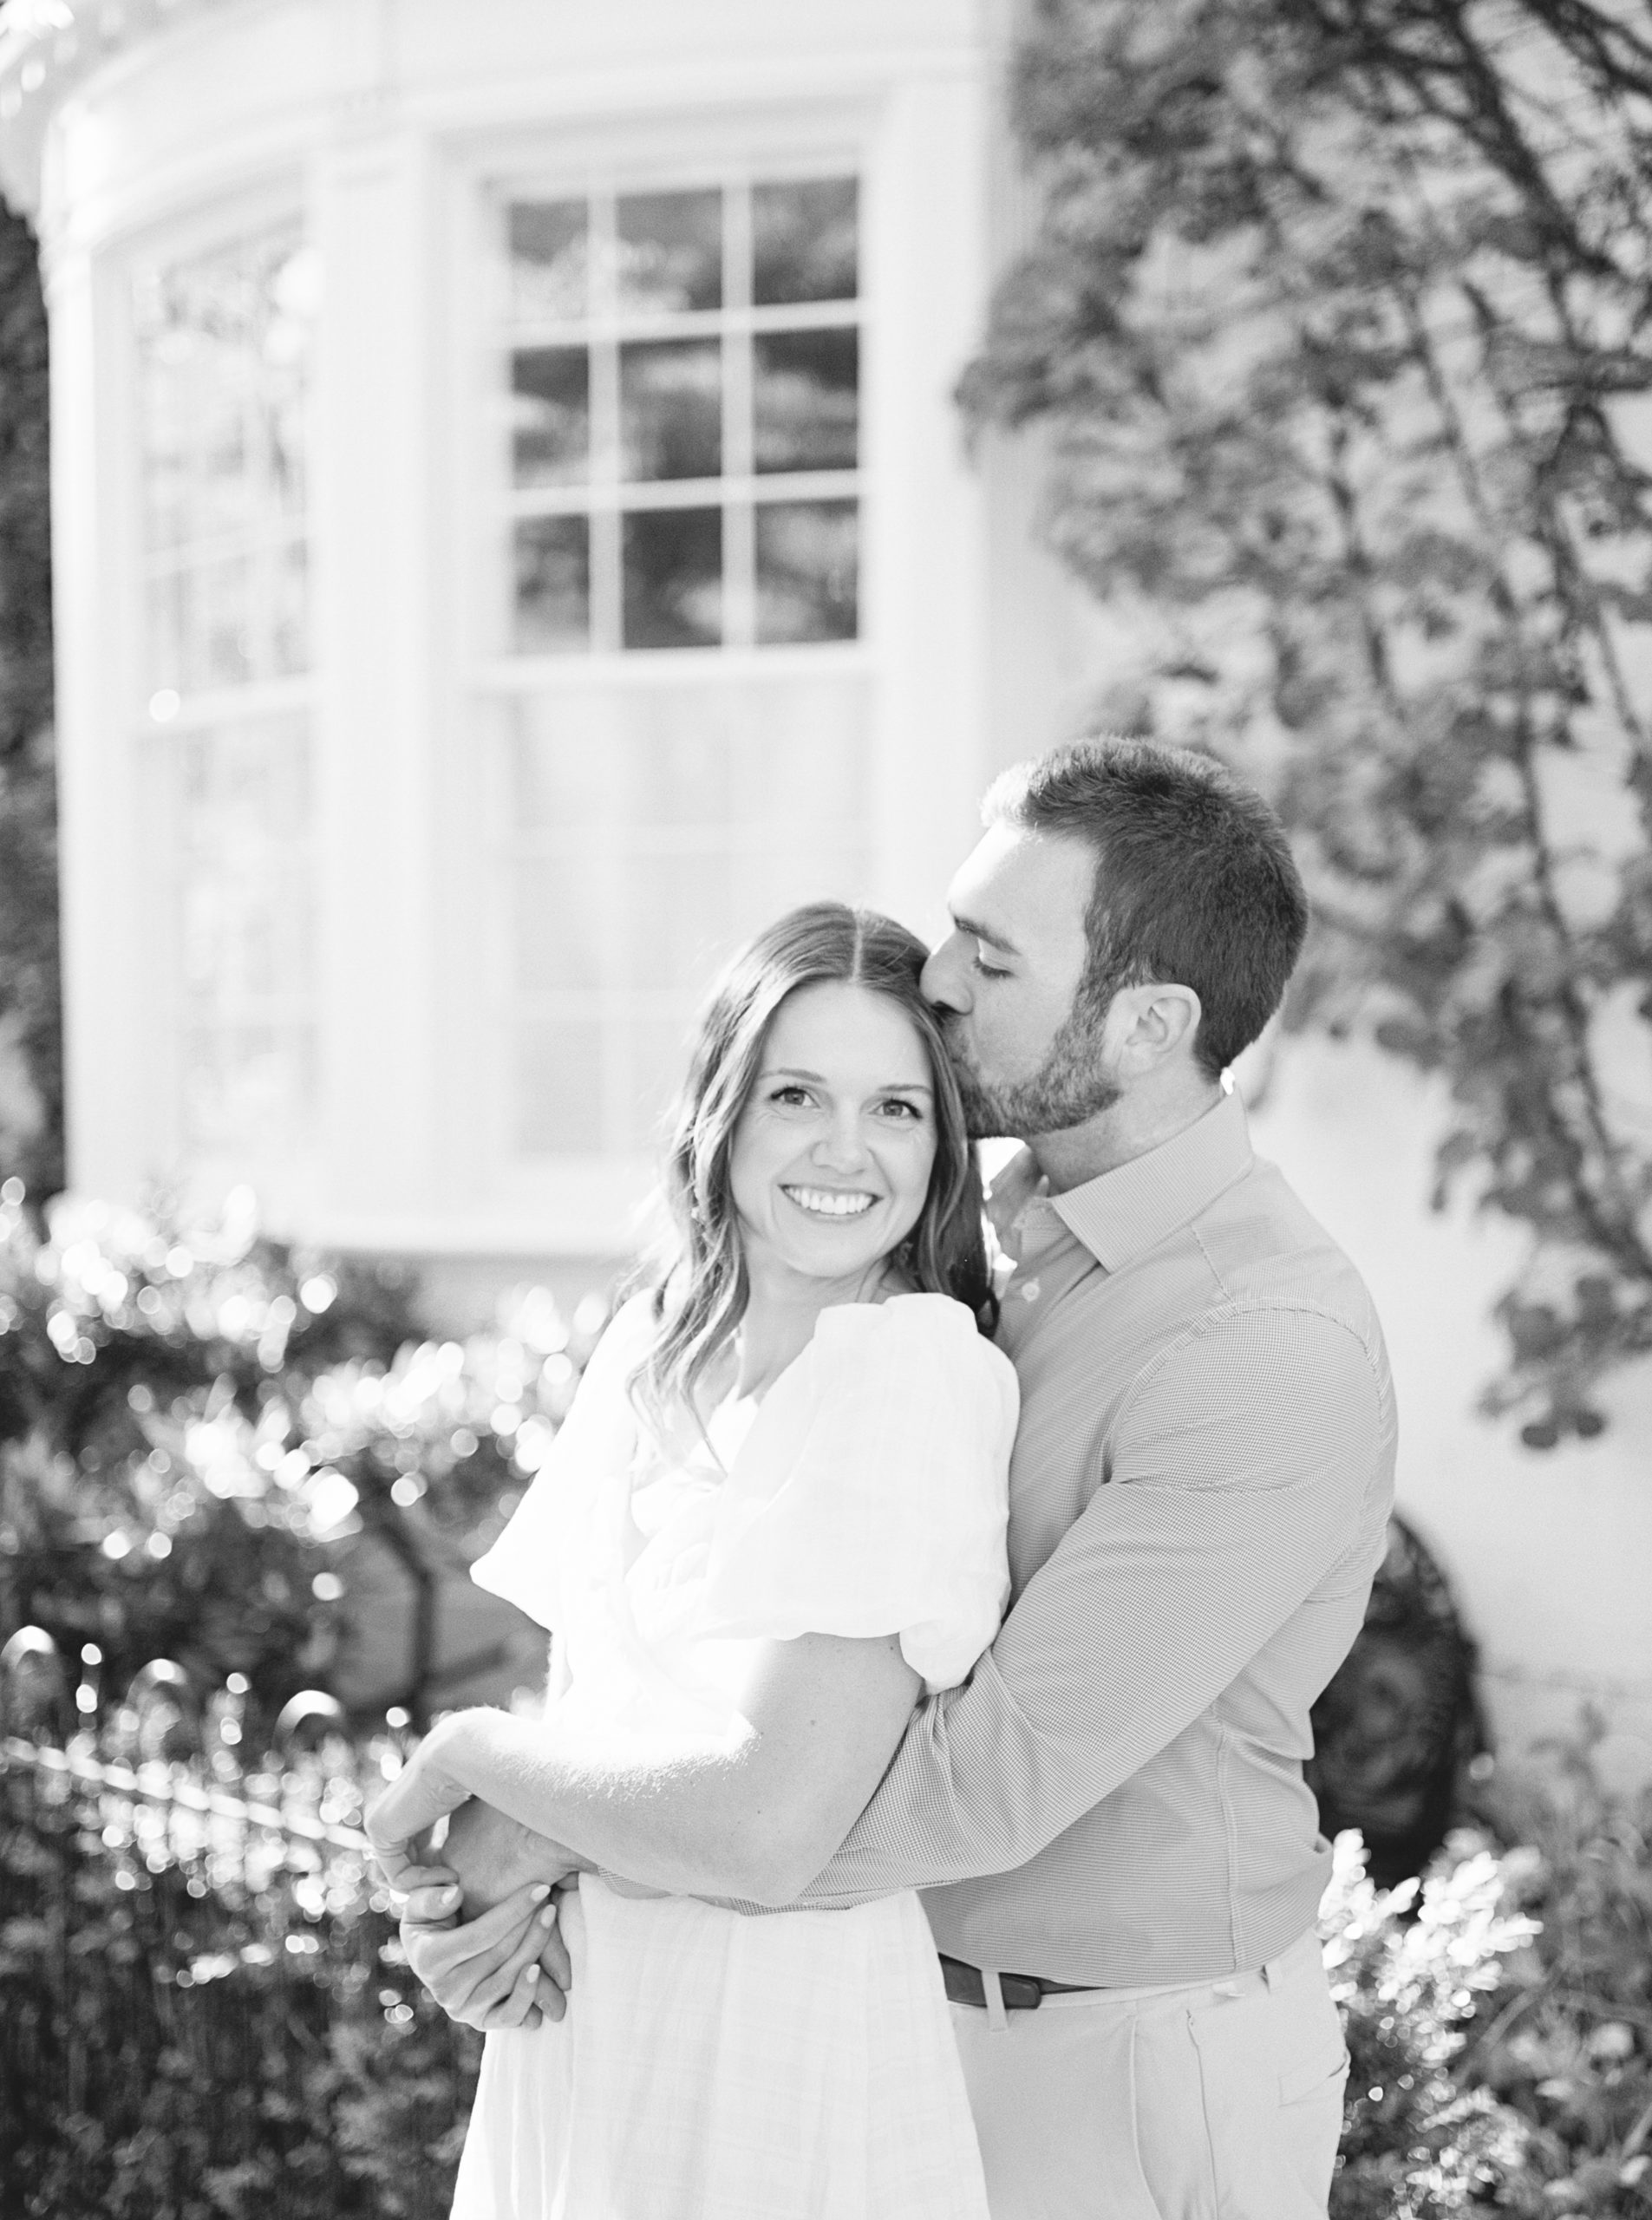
{"left": 949, "top": 1927, "right": 1348, "bottom": 2220}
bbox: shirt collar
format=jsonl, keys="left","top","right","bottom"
{"left": 987, "top": 1089, "right": 1254, "bottom": 1276}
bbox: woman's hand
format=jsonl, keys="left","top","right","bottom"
{"left": 397, "top": 1875, "right": 570, "bottom": 2031}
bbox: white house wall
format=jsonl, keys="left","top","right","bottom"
{"left": 1248, "top": 1035, "right": 1652, "bottom": 1784}
{"left": 18, "top": 0, "right": 1041, "bottom": 1276}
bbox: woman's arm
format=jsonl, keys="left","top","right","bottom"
{"left": 369, "top": 1628, "right": 922, "bottom": 1908}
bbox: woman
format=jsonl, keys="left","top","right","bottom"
{"left": 367, "top": 903, "right": 1018, "bottom": 2219}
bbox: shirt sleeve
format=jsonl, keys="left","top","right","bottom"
{"left": 468, "top": 1291, "right": 656, "bottom": 1631}
{"left": 799, "top": 1301, "right": 1394, "bottom": 1904}
{"left": 699, "top": 1296, "right": 1018, "bottom": 1694}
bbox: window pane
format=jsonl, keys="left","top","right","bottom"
{"left": 753, "top": 180, "right": 858, "bottom": 305}
{"left": 755, "top": 500, "right": 858, "bottom": 643}
{"left": 620, "top": 1015, "right": 691, "bottom": 1152}
{"left": 625, "top": 699, "right": 734, "bottom": 828}
{"left": 727, "top": 674, "right": 869, "bottom": 824}
{"left": 147, "top": 570, "right": 186, "bottom": 695}
{"left": 623, "top": 848, "right": 735, "bottom": 990}
{"left": 516, "top": 1020, "right": 604, "bottom": 1154}
{"left": 183, "top": 1026, "right": 316, "bottom": 1158}
{"left": 273, "top": 539, "right": 308, "bottom": 676}
{"left": 513, "top": 516, "right": 591, "bottom": 652}
{"left": 506, "top": 693, "right": 618, "bottom": 828}
{"left": 511, "top": 347, "right": 590, "bottom": 486}
{"left": 617, "top": 189, "right": 722, "bottom": 313}
{"left": 509, "top": 200, "right": 588, "bottom": 324}
{"left": 137, "top": 223, "right": 315, "bottom": 694}
{"left": 620, "top": 340, "right": 722, "bottom": 482}
{"left": 169, "top": 715, "right": 316, "bottom": 1163}
{"left": 200, "top": 557, "right": 253, "bottom": 688}
{"left": 623, "top": 508, "right": 722, "bottom": 650}
{"left": 513, "top": 856, "right": 605, "bottom": 992}
{"left": 754, "top": 329, "right": 858, "bottom": 473}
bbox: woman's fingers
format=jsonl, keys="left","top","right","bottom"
{"left": 455, "top": 1899, "right": 561, "bottom": 2027}
{"left": 538, "top": 1892, "right": 573, "bottom": 2002}
{"left": 401, "top": 1879, "right": 550, "bottom": 2019}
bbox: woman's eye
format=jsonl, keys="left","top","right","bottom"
{"left": 770, "top": 1085, "right": 813, "bottom": 1107}
{"left": 878, "top": 1098, "right": 924, "bottom": 1121}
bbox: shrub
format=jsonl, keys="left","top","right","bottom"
{"left": 1324, "top": 1739, "right": 1652, "bottom": 2217}
{"left": 1466, "top": 1741, "right": 1652, "bottom": 2216}
{"left": 0, "top": 1185, "right": 609, "bottom": 1731}
{"left": 1324, "top": 1832, "right": 1540, "bottom": 2217}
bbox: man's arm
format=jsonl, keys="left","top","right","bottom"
{"left": 800, "top": 1304, "right": 1393, "bottom": 1903}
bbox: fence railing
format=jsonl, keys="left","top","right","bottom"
{"left": 0, "top": 1628, "right": 479, "bottom": 2220}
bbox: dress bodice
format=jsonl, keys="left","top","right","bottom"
{"left": 471, "top": 1291, "right": 1019, "bottom": 1736}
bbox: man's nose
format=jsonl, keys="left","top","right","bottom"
{"left": 921, "top": 933, "right": 971, "bottom": 1014}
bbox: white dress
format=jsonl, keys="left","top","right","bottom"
{"left": 459, "top": 1290, "right": 1019, "bottom": 2220}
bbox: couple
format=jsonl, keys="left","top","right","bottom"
{"left": 367, "top": 737, "right": 1397, "bottom": 2219}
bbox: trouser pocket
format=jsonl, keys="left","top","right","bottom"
{"left": 1177, "top": 1966, "right": 1346, "bottom": 2219}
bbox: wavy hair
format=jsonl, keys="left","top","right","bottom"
{"left": 633, "top": 903, "right": 995, "bottom": 1440}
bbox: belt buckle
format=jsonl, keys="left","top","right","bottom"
{"left": 939, "top": 1955, "right": 1046, "bottom": 2012}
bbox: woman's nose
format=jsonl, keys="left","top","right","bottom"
{"left": 813, "top": 1108, "right": 868, "bottom": 1171}
{"left": 921, "top": 934, "right": 971, "bottom": 1014}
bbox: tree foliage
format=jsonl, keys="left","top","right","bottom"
{"left": 964, "top": 0, "right": 1652, "bottom": 1444}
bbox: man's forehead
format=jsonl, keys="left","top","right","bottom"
{"left": 947, "top": 823, "right": 1096, "bottom": 936}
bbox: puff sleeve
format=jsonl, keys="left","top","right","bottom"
{"left": 699, "top": 1295, "right": 1017, "bottom": 1694}
{"left": 469, "top": 1292, "right": 656, "bottom": 1631}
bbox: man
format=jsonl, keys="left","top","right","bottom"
{"left": 386, "top": 738, "right": 1395, "bottom": 2217}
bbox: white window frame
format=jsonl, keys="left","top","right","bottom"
{"left": 438, "top": 110, "right": 883, "bottom": 1252}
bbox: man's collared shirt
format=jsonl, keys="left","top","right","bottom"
{"left": 801, "top": 1089, "right": 1398, "bottom": 1987}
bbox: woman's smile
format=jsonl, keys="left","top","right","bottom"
{"left": 781, "top": 1184, "right": 878, "bottom": 1218}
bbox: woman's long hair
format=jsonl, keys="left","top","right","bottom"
{"left": 632, "top": 902, "right": 995, "bottom": 1439}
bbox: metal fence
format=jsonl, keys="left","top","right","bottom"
{"left": 0, "top": 1628, "right": 480, "bottom": 2220}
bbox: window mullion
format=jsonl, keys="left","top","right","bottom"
{"left": 722, "top": 181, "right": 754, "bottom": 650}
{"left": 589, "top": 191, "right": 623, "bottom": 654}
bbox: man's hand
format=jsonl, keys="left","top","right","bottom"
{"left": 365, "top": 1711, "right": 477, "bottom": 1890}
{"left": 440, "top": 1794, "right": 587, "bottom": 1916}
{"left": 397, "top": 1874, "right": 570, "bottom": 2030}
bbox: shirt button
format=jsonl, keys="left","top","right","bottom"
{"left": 1019, "top": 1279, "right": 1041, "bottom": 1303}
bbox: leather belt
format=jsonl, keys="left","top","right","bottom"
{"left": 939, "top": 1954, "right": 1098, "bottom": 2012}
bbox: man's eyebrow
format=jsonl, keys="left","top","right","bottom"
{"left": 951, "top": 911, "right": 1020, "bottom": 957}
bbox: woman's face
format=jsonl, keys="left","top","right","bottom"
{"left": 728, "top": 980, "right": 939, "bottom": 1291}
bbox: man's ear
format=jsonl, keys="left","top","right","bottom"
{"left": 1107, "top": 983, "right": 1203, "bottom": 1071}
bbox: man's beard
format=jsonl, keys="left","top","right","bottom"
{"left": 943, "top": 991, "right": 1122, "bottom": 1142}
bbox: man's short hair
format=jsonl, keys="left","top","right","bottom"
{"left": 984, "top": 737, "right": 1309, "bottom": 1080}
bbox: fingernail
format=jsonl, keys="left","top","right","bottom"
{"left": 525, "top": 1963, "right": 539, "bottom": 1984}
{"left": 530, "top": 1884, "right": 552, "bottom": 1903}
{"left": 436, "top": 1885, "right": 460, "bottom": 1904}
{"left": 539, "top": 1901, "right": 559, "bottom": 1927}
